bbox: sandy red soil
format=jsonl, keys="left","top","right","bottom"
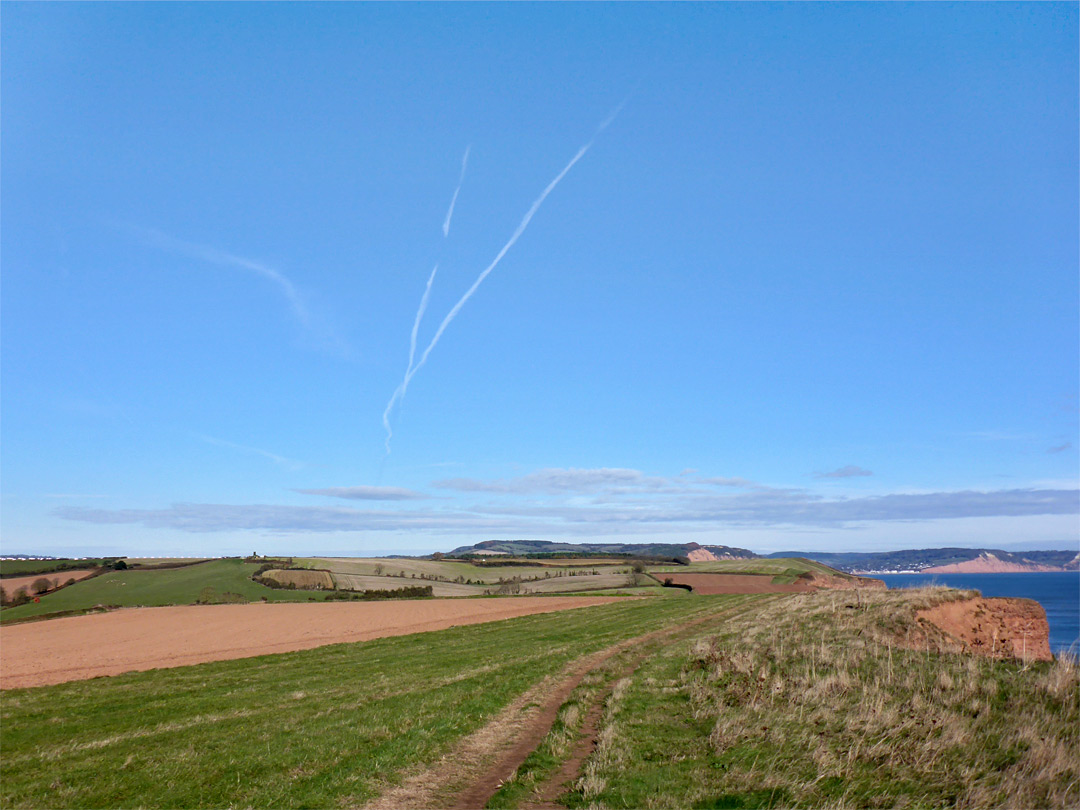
{"left": 918, "top": 597, "right": 1052, "bottom": 661}
{"left": 658, "top": 573, "right": 812, "bottom": 594}
{"left": 685, "top": 548, "right": 720, "bottom": 562}
{"left": 0, "top": 570, "right": 97, "bottom": 597}
{"left": 0, "top": 596, "right": 621, "bottom": 689}
{"left": 924, "top": 552, "right": 1061, "bottom": 574}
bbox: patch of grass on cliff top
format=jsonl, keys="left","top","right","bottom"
{"left": 649, "top": 557, "right": 853, "bottom": 580}
{"left": 0, "top": 559, "right": 316, "bottom": 621}
{"left": 0, "top": 595, "right": 745, "bottom": 810}
{"left": 558, "top": 587, "right": 1078, "bottom": 810}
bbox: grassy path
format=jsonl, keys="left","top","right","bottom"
{"left": 430, "top": 595, "right": 770, "bottom": 810}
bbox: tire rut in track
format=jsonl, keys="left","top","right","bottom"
{"left": 516, "top": 607, "right": 750, "bottom": 810}
{"left": 430, "top": 599, "right": 757, "bottom": 809}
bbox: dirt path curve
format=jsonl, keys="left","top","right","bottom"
{"left": 363, "top": 599, "right": 760, "bottom": 810}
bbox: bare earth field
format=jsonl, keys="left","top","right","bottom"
{"left": 0, "top": 596, "right": 621, "bottom": 689}
{"left": 0, "top": 569, "right": 97, "bottom": 596}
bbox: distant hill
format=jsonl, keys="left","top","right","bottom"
{"left": 765, "top": 548, "right": 1079, "bottom": 573}
{"left": 446, "top": 542, "right": 1078, "bottom": 572}
{"left": 447, "top": 539, "right": 757, "bottom": 561}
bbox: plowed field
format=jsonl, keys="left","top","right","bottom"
{"left": 0, "top": 570, "right": 97, "bottom": 597}
{"left": 0, "top": 596, "right": 622, "bottom": 688}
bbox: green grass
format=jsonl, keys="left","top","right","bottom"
{"left": 649, "top": 557, "right": 852, "bottom": 579}
{"left": 0, "top": 559, "right": 316, "bottom": 622}
{"left": 555, "top": 588, "right": 1079, "bottom": 810}
{"left": 305, "top": 556, "right": 633, "bottom": 585}
{"left": 0, "top": 595, "right": 745, "bottom": 809}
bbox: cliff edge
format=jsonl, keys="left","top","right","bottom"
{"left": 917, "top": 596, "right": 1052, "bottom": 661}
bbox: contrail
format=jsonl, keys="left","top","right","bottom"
{"left": 442, "top": 146, "right": 471, "bottom": 237}
{"left": 380, "top": 263, "right": 439, "bottom": 453}
{"left": 383, "top": 101, "right": 624, "bottom": 455}
{"left": 406, "top": 104, "right": 623, "bottom": 390}
{"left": 409, "top": 264, "right": 439, "bottom": 374}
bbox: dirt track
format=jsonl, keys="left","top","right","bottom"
{"left": 366, "top": 599, "right": 758, "bottom": 810}
{"left": 0, "top": 597, "right": 621, "bottom": 689}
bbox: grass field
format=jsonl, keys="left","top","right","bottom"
{"left": 650, "top": 557, "right": 854, "bottom": 581}
{"left": 306, "top": 557, "right": 635, "bottom": 585}
{"left": 0, "top": 593, "right": 735, "bottom": 808}
{"left": 2, "top": 586, "right": 1074, "bottom": 808}
{"left": 331, "top": 572, "right": 481, "bottom": 597}
{"left": 494, "top": 588, "right": 1079, "bottom": 809}
{"left": 0, "top": 559, "right": 319, "bottom": 622}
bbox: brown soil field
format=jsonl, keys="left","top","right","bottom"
{"left": 0, "top": 596, "right": 622, "bottom": 689}
{"left": 917, "top": 596, "right": 1052, "bottom": 661}
{"left": 263, "top": 568, "right": 334, "bottom": 589}
{"left": 0, "top": 569, "right": 97, "bottom": 597}
{"left": 658, "top": 573, "right": 811, "bottom": 594}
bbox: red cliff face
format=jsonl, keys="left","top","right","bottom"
{"left": 923, "top": 552, "right": 1062, "bottom": 574}
{"left": 917, "top": 597, "right": 1052, "bottom": 662}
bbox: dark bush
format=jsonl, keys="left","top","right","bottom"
{"left": 661, "top": 578, "right": 693, "bottom": 592}
{"left": 326, "top": 585, "right": 434, "bottom": 601}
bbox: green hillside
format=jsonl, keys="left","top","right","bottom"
{"left": 0, "top": 559, "right": 314, "bottom": 622}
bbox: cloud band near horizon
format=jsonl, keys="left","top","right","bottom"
{"left": 54, "top": 486, "right": 1079, "bottom": 535}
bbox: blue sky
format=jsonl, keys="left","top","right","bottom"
{"left": 3, "top": 3, "right": 1077, "bottom": 557}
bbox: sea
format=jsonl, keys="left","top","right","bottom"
{"left": 876, "top": 572, "right": 1079, "bottom": 657}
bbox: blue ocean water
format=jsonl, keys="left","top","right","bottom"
{"left": 877, "top": 572, "right": 1080, "bottom": 657}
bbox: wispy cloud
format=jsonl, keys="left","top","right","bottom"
{"left": 966, "top": 430, "right": 1035, "bottom": 442}
{"left": 433, "top": 467, "right": 663, "bottom": 495}
{"left": 294, "top": 486, "right": 429, "bottom": 501}
{"left": 195, "top": 434, "right": 305, "bottom": 471}
{"left": 383, "top": 102, "right": 625, "bottom": 454}
{"left": 814, "top": 465, "right": 873, "bottom": 479}
{"left": 120, "top": 224, "right": 309, "bottom": 325}
{"left": 55, "top": 503, "right": 519, "bottom": 534}
{"left": 55, "top": 487, "right": 1080, "bottom": 535}
{"left": 1047, "top": 442, "right": 1073, "bottom": 454}
{"left": 698, "top": 476, "right": 761, "bottom": 488}
{"left": 442, "top": 146, "right": 471, "bottom": 237}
